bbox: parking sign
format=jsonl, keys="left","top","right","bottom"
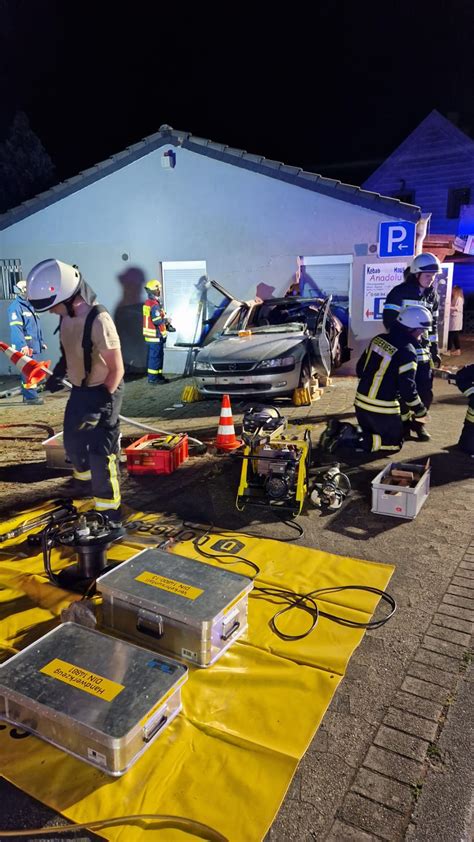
{"left": 378, "top": 221, "right": 416, "bottom": 258}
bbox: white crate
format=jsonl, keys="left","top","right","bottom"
{"left": 371, "top": 462, "right": 430, "bottom": 519}
{"left": 42, "top": 432, "right": 72, "bottom": 471}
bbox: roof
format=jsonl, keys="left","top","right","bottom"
{"left": 0, "top": 124, "right": 421, "bottom": 231}
{"left": 363, "top": 110, "right": 474, "bottom": 189}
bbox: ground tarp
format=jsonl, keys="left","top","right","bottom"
{"left": 0, "top": 505, "right": 394, "bottom": 841}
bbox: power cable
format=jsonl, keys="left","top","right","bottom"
{"left": 0, "top": 813, "right": 227, "bottom": 840}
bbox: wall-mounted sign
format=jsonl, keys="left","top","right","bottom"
{"left": 378, "top": 221, "right": 416, "bottom": 257}
{"left": 363, "top": 263, "right": 407, "bottom": 321}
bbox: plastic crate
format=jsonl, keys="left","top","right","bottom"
{"left": 371, "top": 461, "right": 430, "bottom": 520}
{"left": 125, "top": 433, "right": 188, "bottom": 476}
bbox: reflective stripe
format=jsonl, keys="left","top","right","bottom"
{"left": 147, "top": 368, "right": 162, "bottom": 374}
{"left": 368, "top": 354, "right": 391, "bottom": 400}
{"left": 462, "top": 386, "right": 474, "bottom": 397}
{"left": 401, "top": 413, "right": 411, "bottom": 422}
{"left": 94, "top": 455, "right": 120, "bottom": 510}
{"left": 372, "top": 434, "right": 382, "bottom": 451}
{"left": 406, "top": 397, "right": 422, "bottom": 407}
{"left": 379, "top": 444, "right": 401, "bottom": 451}
{"left": 355, "top": 398, "right": 400, "bottom": 415}
{"left": 145, "top": 337, "right": 162, "bottom": 343}
{"left": 466, "top": 408, "right": 474, "bottom": 423}
{"left": 9, "top": 320, "right": 22, "bottom": 326}
{"left": 355, "top": 392, "right": 399, "bottom": 407}
{"left": 399, "top": 361, "right": 416, "bottom": 374}
{"left": 384, "top": 303, "right": 401, "bottom": 311}
{"left": 73, "top": 469, "right": 92, "bottom": 481}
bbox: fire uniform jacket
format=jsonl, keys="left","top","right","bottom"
{"left": 8, "top": 296, "right": 44, "bottom": 354}
{"left": 142, "top": 297, "right": 168, "bottom": 343}
{"left": 455, "top": 364, "right": 474, "bottom": 456}
{"left": 354, "top": 325, "right": 426, "bottom": 451}
{"left": 382, "top": 278, "right": 439, "bottom": 365}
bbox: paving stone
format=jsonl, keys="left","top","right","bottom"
{"left": 374, "top": 725, "right": 429, "bottom": 762}
{"left": 442, "top": 593, "right": 474, "bottom": 611}
{"left": 340, "top": 792, "right": 407, "bottom": 841}
{"left": 352, "top": 767, "right": 413, "bottom": 814}
{"left": 414, "top": 647, "right": 460, "bottom": 673}
{"left": 401, "top": 676, "right": 450, "bottom": 704}
{"left": 423, "top": 635, "right": 468, "bottom": 659}
{"left": 448, "top": 584, "right": 474, "bottom": 598}
{"left": 407, "top": 661, "right": 458, "bottom": 691}
{"left": 383, "top": 707, "right": 438, "bottom": 742}
{"left": 451, "top": 575, "right": 474, "bottom": 589}
{"left": 391, "top": 691, "right": 443, "bottom": 723}
{"left": 432, "top": 613, "right": 473, "bottom": 635}
{"left": 326, "top": 819, "right": 379, "bottom": 841}
{"left": 437, "top": 602, "right": 474, "bottom": 623}
{"left": 459, "top": 561, "right": 474, "bottom": 571}
{"left": 425, "top": 624, "right": 472, "bottom": 647}
{"left": 364, "top": 746, "right": 424, "bottom": 787}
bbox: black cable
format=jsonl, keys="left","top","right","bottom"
{"left": 183, "top": 517, "right": 303, "bottom": 543}
{"left": 191, "top": 534, "right": 261, "bottom": 577}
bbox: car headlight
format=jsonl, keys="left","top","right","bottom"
{"left": 194, "top": 360, "right": 213, "bottom": 371}
{"left": 257, "top": 356, "right": 295, "bottom": 369}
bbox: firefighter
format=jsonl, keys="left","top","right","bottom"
{"left": 7, "top": 279, "right": 47, "bottom": 404}
{"left": 382, "top": 252, "right": 441, "bottom": 441}
{"left": 142, "top": 279, "right": 169, "bottom": 383}
{"left": 320, "top": 305, "right": 431, "bottom": 454}
{"left": 454, "top": 364, "right": 474, "bottom": 457}
{"left": 27, "top": 259, "right": 124, "bottom": 526}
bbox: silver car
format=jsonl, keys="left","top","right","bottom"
{"left": 174, "top": 281, "right": 349, "bottom": 398}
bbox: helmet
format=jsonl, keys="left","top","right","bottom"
{"left": 13, "top": 279, "right": 27, "bottom": 297}
{"left": 397, "top": 305, "right": 432, "bottom": 330}
{"left": 145, "top": 279, "right": 161, "bottom": 294}
{"left": 27, "top": 259, "right": 81, "bottom": 312}
{"left": 409, "top": 253, "right": 441, "bottom": 275}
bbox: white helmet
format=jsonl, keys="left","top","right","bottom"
{"left": 27, "top": 259, "right": 81, "bottom": 312}
{"left": 409, "top": 252, "right": 441, "bottom": 275}
{"left": 13, "top": 279, "right": 27, "bottom": 297}
{"left": 397, "top": 305, "right": 432, "bottom": 330}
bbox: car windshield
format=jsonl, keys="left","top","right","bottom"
{"left": 223, "top": 300, "right": 321, "bottom": 334}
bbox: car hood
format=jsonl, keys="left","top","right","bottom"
{"left": 195, "top": 332, "right": 305, "bottom": 363}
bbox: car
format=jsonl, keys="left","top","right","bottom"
{"left": 173, "top": 280, "right": 350, "bottom": 398}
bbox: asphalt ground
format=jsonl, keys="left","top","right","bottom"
{"left": 0, "top": 340, "right": 472, "bottom": 841}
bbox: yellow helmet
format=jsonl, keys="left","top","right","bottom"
{"left": 145, "top": 279, "right": 161, "bottom": 294}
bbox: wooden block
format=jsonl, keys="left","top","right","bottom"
{"left": 391, "top": 469, "right": 415, "bottom": 480}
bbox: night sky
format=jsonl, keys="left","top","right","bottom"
{"left": 1, "top": 0, "right": 474, "bottom": 186}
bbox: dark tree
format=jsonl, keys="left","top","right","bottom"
{"left": 0, "top": 111, "right": 56, "bottom": 213}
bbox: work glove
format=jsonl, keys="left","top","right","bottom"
{"left": 20, "top": 346, "right": 33, "bottom": 356}
{"left": 44, "top": 357, "right": 67, "bottom": 393}
{"left": 165, "top": 320, "right": 176, "bottom": 333}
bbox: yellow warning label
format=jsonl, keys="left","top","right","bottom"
{"left": 136, "top": 571, "right": 203, "bottom": 600}
{"left": 40, "top": 659, "right": 124, "bottom": 702}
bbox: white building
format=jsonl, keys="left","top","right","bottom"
{"left": 0, "top": 124, "right": 424, "bottom": 375}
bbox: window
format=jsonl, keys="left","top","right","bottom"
{"left": 447, "top": 187, "right": 471, "bottom": 219}
{"left": 393, "top": 191, "right": 414, "bottom": 204}
{"left": 161, "top": 260, "right": 207, "bottom": 348}
{"left": 0, "top": 259, "right": 23, "bottom": 300}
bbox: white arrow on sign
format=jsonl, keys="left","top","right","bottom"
{"left": 387, "top": 225, "right": 408, "bottom": 253}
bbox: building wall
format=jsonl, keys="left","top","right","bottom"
{"left": 0, "top": 145, "right": 414, "bottom": 375}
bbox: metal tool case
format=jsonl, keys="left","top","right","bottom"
{"left": 97, "top": 548, "right": 253, "bottom": 666}
{"left": 0, "top": 623, "right": 187, "bottom": 776}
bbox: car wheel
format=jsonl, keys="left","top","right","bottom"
{"left": 299, "top": 357, "right": 312, "bottom": 390}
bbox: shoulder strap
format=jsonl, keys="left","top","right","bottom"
{"left": 81, "top": 304, "right": 107, "bottom": 386}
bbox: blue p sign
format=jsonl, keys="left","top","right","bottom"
{"left": 379, "top": 221, "right": 416, "bottom": 258}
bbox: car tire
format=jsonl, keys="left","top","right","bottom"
{"left": 299, "top": 357, "right": 312, "bottom": 390}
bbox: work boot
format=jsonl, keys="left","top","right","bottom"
{"left": 23, "top": 396, "right": 44, "bottom": 405}
{"left": 411, "top": 420, "right": 431, "bottom": 442}
{"left": 319, "top": 419, "right": 342, "bottom": 451}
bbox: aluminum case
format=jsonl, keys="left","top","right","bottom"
{"left": 0, "top": 623, "right": 187, "bottom": 776}
{"left": 97, "top": 548, "right": 253, "bottom": 666}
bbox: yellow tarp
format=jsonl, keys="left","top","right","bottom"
{"left": 0, "top": 505, "right": 394, "bottom": 842}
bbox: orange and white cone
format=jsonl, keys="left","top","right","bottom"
{"left": 0, "top": 341, "right": 51, "bottom": 388}
{"left": 215, "top": 394, "right": 242, "bottom": 452}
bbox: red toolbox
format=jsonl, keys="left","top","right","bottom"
{"left": 125, "top": 433, "right": 188, "bottom": 476}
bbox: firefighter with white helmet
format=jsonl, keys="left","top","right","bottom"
{"left": 27, "top": 259, "right": 125, "bottom": 526}
{"left": 320, "top": 305, "right": 431, "bottom": 454}
{"left": 7, "top": 278, "right": 47, "bottom": 404}
{"left": 383, "top": 251, "right": 442, "bottom": 441}
{"left": 142, "top": 278, "right": 172, "bottom": 384}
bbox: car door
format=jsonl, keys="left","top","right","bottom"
{"left": 308, "top": 296, "right": 333, "bottom": 376}
{"left": 173, "top": 280, "right": 245, "bottom": 348}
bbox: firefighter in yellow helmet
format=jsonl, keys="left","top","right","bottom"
{"left": 142, "top": 279, "right": 171, "bottom": 384}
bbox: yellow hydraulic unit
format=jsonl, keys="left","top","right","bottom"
{"left": 236, "top": 406, "right": 311, "bottom": 517}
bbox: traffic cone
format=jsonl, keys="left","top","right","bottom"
{"left": 215, "top": 394, "right": 242, "bottom": 451}
{"left": 0, "top": 341, "right": 51, "bottom": 388}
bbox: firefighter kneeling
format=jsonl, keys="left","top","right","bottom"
{"left": 321, "top": 305, "right": 431, "bottom": 454}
